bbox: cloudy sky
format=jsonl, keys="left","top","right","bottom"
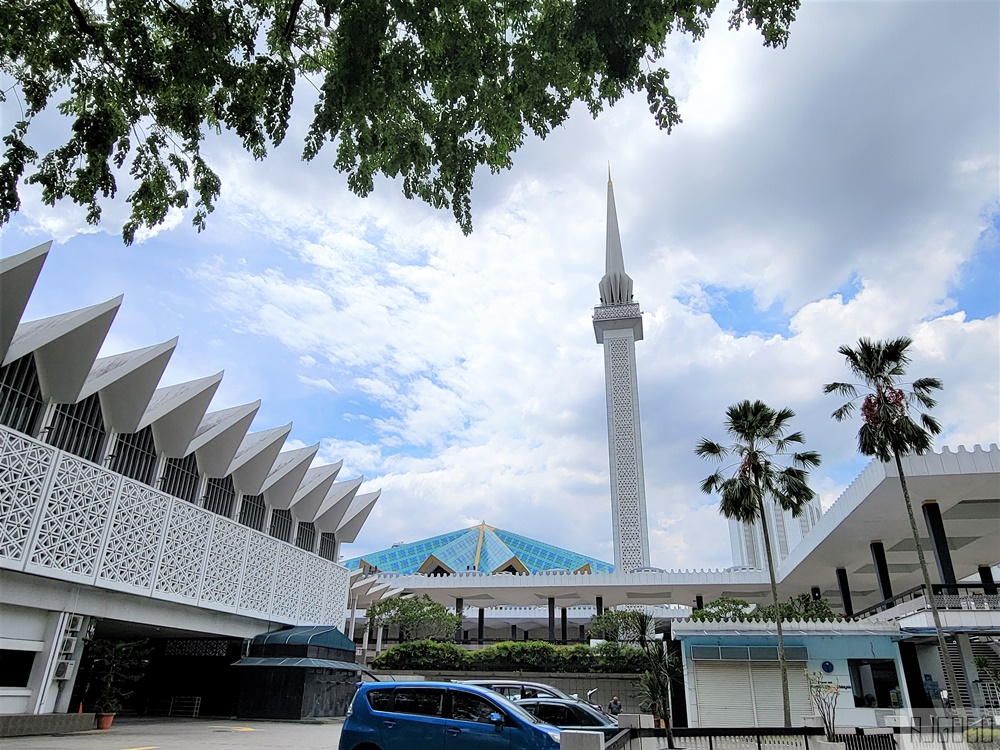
{"left": 1, "top": 0, "right": 997, "bottom": 571}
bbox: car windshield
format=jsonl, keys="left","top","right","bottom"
{"left": 477, "top": 690, "right": 545, "bottom": 725}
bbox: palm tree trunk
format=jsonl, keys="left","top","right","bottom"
{"left": 759, "top": 495, "right": 792, "bottom": 727}
{"left": 894, "top": 450, "right": 963, "bottom": 714}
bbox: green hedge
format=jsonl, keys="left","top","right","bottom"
{"left": 372, "top": 639, "right": 644, "bottom": 673}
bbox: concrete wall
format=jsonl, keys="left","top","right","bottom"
{"left": 374, "top": 670, "right": 643, "bottom": 713}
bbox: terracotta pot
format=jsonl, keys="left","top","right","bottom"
{"left": 96, "top": 712, "right": 115, "bottom": 730}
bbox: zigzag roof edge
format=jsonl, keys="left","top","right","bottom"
{"left": 312, "top": 475, "right": 363, "bottom": 529}
{"left": 229, "top": 423, "right": 293, "bottom": 496}
{"left": 189, "top": 401, "right": 260, "bottom": 476}
{"left": 260, "top": 444, "right": 319, "bottom": 507}
{"left": 9, "top": 296, "right": 123, "bottom": 403}
{"left": 0, "top": 241, "right": 49, "bottom": 364}
{"left": 86, "top": 339, "right": 177, "bottom": 432}
{"left": 337, "top": 489, "right": 380, "bottom": 543}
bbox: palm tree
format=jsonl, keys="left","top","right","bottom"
{"left": 824, "top": 336, "right": 962, "bottom": 712}
{"left": 696, "top": 399, "right": 821, "bottom": 728}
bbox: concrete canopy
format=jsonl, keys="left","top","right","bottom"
{"left": 337, "top": 490, "right": 381, "bottom": 543}
{"left": 80, "top": 339, "right": 177, "bottom": 432}
{"left": 312, "top": 476, "right": 362, "bottom": 530}
{"left": 4, "top": 297, "right": 122, "bottom": 402}
{"left": 0, "top": 242, "right": 49, "bottom": 364}
{"left": 228, "top": 423, "right": 292, "bottom": 496}
{"left": 261, "top": 444, "right": 319, "bottom": 507}
{"left": 352, "top": 446, "right": 999, "bottom": 614}
{"left": 140, "top": 372, "right": 223, "bottom": 457}
{"left": 278, "top": 462, "right": 340, "bottom": 512}
{"left": 188, "top": 401, "right": 260, "bottom": 476}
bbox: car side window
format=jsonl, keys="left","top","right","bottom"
{"left": 570, "top": 705, "right": 602, "bottom": 726}
{"left": 536, "top": 703, "right": 571, "bottom": 724}
{"left": 366, "top": 689, "right": 392, "bottom": 712}
{"left": 496, "top": 686, "right": 520, "bottom": 699}
{"left": 393, "top": 688, "right": 444, "bottom": 717}
{"left": 452, "top": 691, "right": 501, "bottom": 724}
{"left": 522, "top": 687, "right": 540, "bottom": 698}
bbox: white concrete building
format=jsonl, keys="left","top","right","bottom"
{"left": 0, "top": 242, "right": 381, "bottom": 716}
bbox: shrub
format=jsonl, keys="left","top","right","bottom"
{"left": 373, "top": 640, "right": 468, "bottom": 670}
{"left": 371, "top": 639, "right": 645, "bottom": 673}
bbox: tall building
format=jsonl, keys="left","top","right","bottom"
{"left": 593, "top": 177, "right": 651, "bottom": 572}
{"left": 729, "top": 494, "right": 823, "bottom": 568}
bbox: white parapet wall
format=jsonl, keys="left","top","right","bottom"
{"left": 0, "top": 426, "right": 351, "bottom": 628}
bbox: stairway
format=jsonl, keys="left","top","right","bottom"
{"left": 940, "top": 638, "right": 1000, "bottom": 710}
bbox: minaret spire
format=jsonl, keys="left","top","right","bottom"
{"left": 592, "top": 175, "right": 650, "bottom": 572}
{"left": 599, "top": 174, "right": 634, "bottom": 305}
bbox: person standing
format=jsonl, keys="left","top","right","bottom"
{"left": 608, "top": 696, "right": 622, "bottom": 715}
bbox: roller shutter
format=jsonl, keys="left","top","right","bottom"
{"left": 693, "top": 661, "right": 812, "bottom": 727}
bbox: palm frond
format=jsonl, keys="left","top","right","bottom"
{"left": 823, "top": 381, "right": 858, "bottom": 398}
{"left": 699, "top": 472, "right": 724, "bottom": 495}
{"left": 792, "top": 450, "right": 822, "bottom": 468}
{"left": 920, "top": 412, "right": 943, "bottom": 437}
{"left": 695, "top": 439, "right": 728, "bottom": 460}
{"left": 831, "top": 402, "right": 856, "bottom": 422}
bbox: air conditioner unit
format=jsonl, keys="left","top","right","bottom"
{"left": 66, "top": 615, "right": 84, "bottom": 632}
{"left": 60, "top": 636, "right": 78, "bottom": 655}
{"left": 54, "top": 659, "right": 76, "bottom": 680}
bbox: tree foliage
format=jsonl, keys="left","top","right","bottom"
{"left": 366, "top": 594, "right": 462, "bottom": 642}
{"left": 696, "top": 398, "right": 820, "bottom": 727}
{"left": 637, "top": 638, "right": 680, "bottom": 747}
{"left": 1, "top": 0, "right": 800, "bottom": 243}
{"left": 589, "top": 609, "right": 655, "bottom": 647}
{"left": 689, "top": 594, "right": 836, "bottom": 621}
{"left": 824, "top": 336, "right": 962, "bottom": 716}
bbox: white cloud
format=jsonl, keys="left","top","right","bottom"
{"left": 2, "top": 0, "right": 997, "bottom": 573}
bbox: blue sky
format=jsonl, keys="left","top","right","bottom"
{"left": 1, "top": 0, "right": 997, "bottom": 570}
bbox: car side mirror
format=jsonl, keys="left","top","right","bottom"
{"left": 489, "top": 712, "right": 504, "bottom": 731}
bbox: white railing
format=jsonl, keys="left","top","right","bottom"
{"left": 0, "top": 426, "right": 349, "bottom": 626}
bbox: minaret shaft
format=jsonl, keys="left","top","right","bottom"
{"left": 593, "top": 178, "right": 650, "bottom": 572}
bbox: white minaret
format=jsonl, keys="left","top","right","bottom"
{"left": 593, "top": 176, "right": 651, "bottom": 572}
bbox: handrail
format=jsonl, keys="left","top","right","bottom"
{"left": 853, "top": 585, "right": 926, "bottom": 618}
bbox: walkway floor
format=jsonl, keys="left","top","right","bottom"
{"left": 3, "top": 717, "right": 344, "bottom": 750}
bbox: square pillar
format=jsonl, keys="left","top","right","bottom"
{"left": 870, "top": 540, "right": 893, "bottom": 601}
{"left": 979, "top": 565, "right": 998, "bottom": 596}
{"left": 477, "top": 608, "right": 485, "bottom": 645}
{"left": 922, "top": 501, "right": 957, "bottom": 594}
{"left": 596, "top": 596, "right": 604, "bottom": 616}
{"left": 548, "top": 598, "right": 556, "bottom": 643}
{"left": 836, "top": 567, "right": 854, "bottom": 616}
{"left": 560, "top": 607, "right": 568, "bottom": 644}
{"left": 454, "top": 597, "right": 464, "bottom": 643}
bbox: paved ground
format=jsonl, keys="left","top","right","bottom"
{"left": 3, "top": 718, "right": 344, "bottom": 750}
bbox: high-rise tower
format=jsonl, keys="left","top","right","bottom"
{"left": 593, "top": 177, "right": 651, "bottom": 572}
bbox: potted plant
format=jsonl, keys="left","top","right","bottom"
{"left": 807, "top": 671, "right": 845, "bottom": 750}
{"left": 84, "top": 639, "right": 151, "bottom": 730}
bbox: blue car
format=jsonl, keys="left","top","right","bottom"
{"left": 339, "top": 681, "right": 562, "bottom": 750}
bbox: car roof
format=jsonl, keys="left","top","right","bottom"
{"left": 361, "top": 681, "right": 501, "bottom": 695}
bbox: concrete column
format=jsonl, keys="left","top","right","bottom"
{"left": 375, "top": 625, "right": 385, "bottom": 655}
{"left": 560, "top": 607, "right": 568, "bottom": 644}
{"left": 978, "top": 565, "right": 997, "bottom": 596}
{"left": 454, "top": 597, "right": 464, "bottom": 643}
{"left": 579, "top": 624, "right": 586, "bottom": 642}
{"left": 477, "top": 608, "right": 485, "bottom": 645}
{"left": 548, "top": 598, "right": 556, "bottom": 643}
{"left": 870, "top": 540, "right": 893, "bottom": 601}
{"left": 694, "top": 595, "right": 704, "bottom": 611}
{"left": 348, "top": 595, "right": 359, "bottom": 639}
{"left": 511, "top": 624, "right": 517, "bottom": 641}
{"left": 836, "top": 567, "right": 854, "bottom": 616}
{"left": 922, "top": 501, "right": 957, "bottom": 594}
{"left": 596, "top": 596, "right": 604, "bottom": 616}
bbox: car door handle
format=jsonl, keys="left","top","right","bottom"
{"left": 446, "top": 728, "right": 461, "bottom": 735}
{"left": 383, "top": 720, "right": 396, "bottom": 729}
